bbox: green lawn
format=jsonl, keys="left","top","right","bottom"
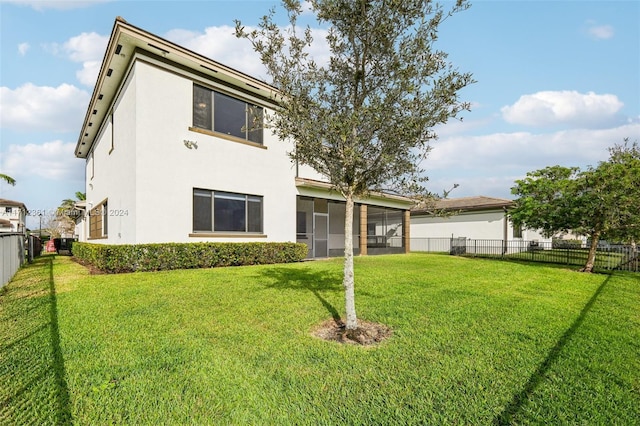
{"left": 1, "top": 253, "right": 639, "bottom": 425}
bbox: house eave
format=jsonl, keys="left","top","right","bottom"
{"left": 0, "top": 198, "right": 27, "bottom": 211}
{"left": 75, "top": 17, "right": 279, "bottom": 159}
{"left": 294, "top": 177, "right": 414, "bottom": 208}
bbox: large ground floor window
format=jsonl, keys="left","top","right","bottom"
{"left": 89, "top": 199, "right": 108, "bottom": 239}
{"left": 194, "top": 189, "right": 263, "bottom": 233}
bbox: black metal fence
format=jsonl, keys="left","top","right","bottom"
{"left": 411, "top": 238, "right": 639, "bottom": 273}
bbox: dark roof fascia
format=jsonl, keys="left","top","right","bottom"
{"left": 0, "top": 199, "right": 27, "bottom": 210}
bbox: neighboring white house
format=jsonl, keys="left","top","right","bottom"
{"left": 410, "top": 196, "right": 550, "bottom": 242}
{"left": 0, "top": 199, "right": 27, "bottom": 234}
{"left": 74, "top": 17, "right": 412, "bottom": 258}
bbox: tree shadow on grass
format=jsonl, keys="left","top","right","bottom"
{"left": 493, "top": 274, "right": 612, "bottom": 425}
{"left": 0, "top": 255, "right": 72, "bottom": 425}
{"left": 256, "top": 266, "right": 344, "bottom": 323}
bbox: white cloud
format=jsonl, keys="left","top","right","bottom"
{"left": 54, "top": 32, "right": 109, "bottom": 86}
{"left": 501, "top": 91, "right": 624, "bottom": 128}
{"left": 423, "top": 122, "right": 640, "bottom": 198}
{"left": 166, "top": 26, "right": 268, "bottom": 79}
{"left": 75, "top": 60, "right": 101, "bottom": 86}
{"left": 63, "top": 32, "right": 108, "bottom": 62}
{"left": 164, "top": 25, "right": 331, "bottom": 81}
{"left": 0, "top": 83, "right": 90, "bottom": 132}
{"left": 300, "top": 1, "right": 314, "bottom": 15}
{"left": 3, "top": 0, "right": 110, "bottom": 11}
{"left": 1, "top": 140, "right": 83, "bottom": 181}
{"left": 428, "top": 175, "right": 520, "bottom": 200}
{"left": 17, "top": 42, "right": 30, "bottom": 56}
{"left": 428, "top": 123, "right": 640, "bottom": 172}
{"left": 586, "top": 20, "right": 614, "bottom": 40}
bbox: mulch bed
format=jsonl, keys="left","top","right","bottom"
{"left": 312, "top": 318, "right": 392, "bottom": 346}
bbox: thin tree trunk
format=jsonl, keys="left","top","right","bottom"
{"left": 343, "top": 193, "right": 357, "bottom": 330}
{"left": 582, "top": 230, "right": 601, "bottom": 273}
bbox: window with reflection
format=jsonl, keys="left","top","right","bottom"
{"left": 193, "top": 84, "right": 263, "bottom": 144}
{"left": 193, "top": 189, "right": 263, "bottom": 233}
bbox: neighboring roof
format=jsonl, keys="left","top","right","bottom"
{"left": 75, "top": 17, "right": 279, "bottom": 159}
{"left": 0, "top": 198, "right": 27, "bottom": 210}
{"left": 411, "top": 196, "right": 513, "bottom": 215}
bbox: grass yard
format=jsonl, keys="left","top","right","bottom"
{"left": 1, "top": 253, "right": 639, "bottom": 425}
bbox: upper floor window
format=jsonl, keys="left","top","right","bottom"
{"left": 193, "top": 84, "right": 264, "bottom": 145}
{"left": 513, "top": 224, "right": 523, "bottom": 239}
{"left": 5, "top": 207, "right": 11, "bottom": 214}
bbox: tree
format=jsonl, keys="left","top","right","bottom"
{"left": 0, "top": 173, "right": 16, "bottom": 186}
{"left": 236, "top": 0, "right": 474, "bottom": 333}
{"left": 598, "top": 140, "right": 640, "bottom": 245}
{"left": 510, "top": 139, "right": 640, "bottom": 273}
{"left": 55, "top": 192, "right": 87, "bottom": 237}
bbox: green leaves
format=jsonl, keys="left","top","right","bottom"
{"left": 510, "top": 139, "right": 640, "bottom": 271}
{"left": 235, "top": 0, "right": 474, "bottom": 198}
{"left": 72, "top": 242, "right": 308, "bottom": 273}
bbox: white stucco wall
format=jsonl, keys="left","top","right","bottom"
{"left": 411, "top": 210, "right": 551, "bottom": 242}
{"left": 84, "top": 66, "right": 138, "bottom": 244}
{"left": 85, "top": 57, "right": 302, "bottom": 244}
{"left": 411, "top": 210, "right": 510, "bottom": 240}
{"left": 0, "top": 205, "right": 25, "bottom": 233}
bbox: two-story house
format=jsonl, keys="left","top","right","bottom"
{"left": 74, "top": 17, "right": 412, "bottom": 258}
{"left": 0, "top": 199, "right": 27, "bottom": 234}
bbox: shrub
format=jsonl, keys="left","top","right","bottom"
{"left": 72, "top": 242, "right": 308, "bottom": 273}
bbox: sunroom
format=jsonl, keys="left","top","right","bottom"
{"left": 294, "top": 178, "right": 412, "bottom": 259}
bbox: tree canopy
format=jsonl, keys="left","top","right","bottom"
{"left": 236, "top": 0, "right": 474, "bottom": 333}
{"left": 54, "top": 192, "right": 86, "bottom": 238}
{"left": 510, "top": 139, "right": 640, "bottom": 272}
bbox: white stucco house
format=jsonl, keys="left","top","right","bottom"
{"left": 410, "top": 196, "right": 550, "bottom": 242}
{"left": 74, "top": 17, "right": 412, "bottom": 258}
{"left": 0, "top": 199, "right": 27, "bottom": 234}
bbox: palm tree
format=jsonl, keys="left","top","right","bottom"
{"left": 0, "top": 173, "right": 16, "bottom": 186}
{"left": 56, "top": 192, "right": 86, "bottom": 236}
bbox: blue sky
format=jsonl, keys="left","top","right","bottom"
{"left": 1, "top": 0, "right": 638, "bottom": 230}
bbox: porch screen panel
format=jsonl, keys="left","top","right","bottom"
{"left": 386, "top": 209, "right": 403, "bottom": 248}
{"left": 296, "top": 197, "right": 314, "bottom": 258}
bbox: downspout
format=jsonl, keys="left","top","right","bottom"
{"left": 502, "top": 206, "right": 508, "bottom": 255}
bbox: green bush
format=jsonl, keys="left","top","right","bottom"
{"left": 72, "top": 242, "right": 308, "bottom": 273}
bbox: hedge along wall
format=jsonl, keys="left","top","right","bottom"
{"left": 72, "top": 242, "right": 309, "bottom": 273}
